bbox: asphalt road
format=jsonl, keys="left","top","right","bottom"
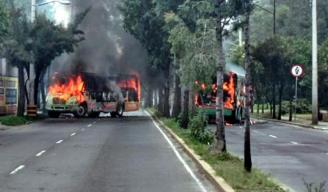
{"left": 0, "top": 111, "right": 216, "bottom": 192}
{"left": 212, "top": 121, "right": 328, "bottom": 192}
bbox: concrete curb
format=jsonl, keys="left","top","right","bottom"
{"left": 252, "top": 117, "right": 328, "bottom": 131}
{"left": 147, "top": 110, "right": 235, "bottom": 192}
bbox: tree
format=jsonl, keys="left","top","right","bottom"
{"left": 211, "top": 0, "right": 238, "bottom": 154}
{"left": 240, "top": 0, "right": 253, "bottom": 172}
{"left": 30, "top": 9, "right": 88, "bottom": 106}
{"left": 0, "top": 0, "right": 9, "bottom": 46}
{"left": 3, "top": 5, "right": 32, "bottom": 116}
{"left": 121, "top": 0, "right": 173, "bottom": 117}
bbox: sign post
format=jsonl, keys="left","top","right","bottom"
{"left": 291, "top": 65, "right": 304, "bottom": 121}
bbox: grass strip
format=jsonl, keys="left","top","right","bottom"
{"left": 155, "top": 113, "right": 286, "bottom": 192}
{"left": 0, "top": 116, "right": 40, "bottom": 126}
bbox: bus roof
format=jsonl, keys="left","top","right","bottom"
{"left": 225, "top": 63, "right": 246, "bottom": 78}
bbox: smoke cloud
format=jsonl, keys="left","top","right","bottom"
{"left": 52, "top": 0, "right": 147, "bottom": 79}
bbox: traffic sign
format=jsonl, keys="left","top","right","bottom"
{"left": 291, "top": 65, "right": 304, "bottom": 78}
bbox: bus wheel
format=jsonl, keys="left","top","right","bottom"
{"left": 110, "top": 112, "right": 117, "bottom": 118}
{"left": 89, "top": 112, "right": 100, "bottom": 118}
{"left": 116, "top": 104, "right": 124, "bottom": 118}
{"left": 48, "top": 111, "right": 60, "bottom": 118}
{"left": 74, "top": 104, "right": 87, "bottom": 118}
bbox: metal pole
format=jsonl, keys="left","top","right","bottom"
{"left": 312, "top": 0, "right": 318, "bottom": 125}
{"left": 294, "top": 77, "right": 298, "bottom": 121}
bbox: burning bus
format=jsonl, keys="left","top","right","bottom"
{"left": 194, "top": 64, "right": 246, "bottom": 123}
{"left": 114, "top": 74, "right": 142, "bottom": 112}
{"left": 46, "top": 72, "right": 125, "bottom": 118}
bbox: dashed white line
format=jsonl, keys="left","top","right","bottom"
{"left": 56, "top": 140, "right": 63, "bottom": 144}
{"left": 146, "top": 111, "right": 208, "bottom": 192}
{"left": 87, "top": 124, "right": 92, "bottom": 127}
{"left": 10, "top": 165, "right": 25, "bottom": 175}
{"left": 269, "top": 135, "right": 278, "bottom": 139}
{"left": 36, "top": 150, "right": 46, "bottom": 157}
{"left": 70, "top": 132, "right": 76, "bottom": 137}
{"left": 290, "top": 141, "right": 299, "bottom": 145}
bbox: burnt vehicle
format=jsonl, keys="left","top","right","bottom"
{"left": 46, "top": 72, "right": 125, "bottom": 118}
{"left": 194, "top": 63, "right": 246, "bottom": 123}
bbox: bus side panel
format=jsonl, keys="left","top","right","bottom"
{"left": 124, "top": 102, "right": 140, "bottom": 112}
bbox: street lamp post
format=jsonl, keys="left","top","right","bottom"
{"left": 312, "top": 0, "right": 318, "bottom": 125}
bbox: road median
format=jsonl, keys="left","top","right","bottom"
{"left": 147, "top": 109, "right": 286, "bottom": 192}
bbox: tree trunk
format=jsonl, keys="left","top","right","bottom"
{"left": 211, "top": 5, "right": 226, "bottom": 154}
{"left": 145, "top": 86, "right": 153, "bottom": 108}
{"left": 251, "top": 103, "right": 254, "bottom": 114}
{"left": 172, "top": 74, "right": 181, "bottom": 118}
{"left": 17, "top": 66, "right": 26, "bottom": 117}
{"left": 289, "top": 99, "right": 293, "bottom": 121}
{"left": 180, "top": 89, "right": 189, "bottom": 129}
{"left": 153, "top": 89, "right": 158, "bottom": 109}
{"left": 40, "top": 76, "right": 46, "bottom": 113}
{"left": 163, "top": 83, "right": 170, "bottom": 118}
{"left": 278, "top": 83, "right": 284, "bottom": 120}
{"left": 33, "top": 70, "right": 40, "bottom": 108}
{"left": 257, "top": 101, "right": 260, "bottom": 114}
{"left": 272, "top": 83, "right": 276, "bottom": 119}
{"left": 261, "top": 102, "right": 264, "bottom": 114}
{"left": 243, "top": 9, "right": 252, "bottom": 172}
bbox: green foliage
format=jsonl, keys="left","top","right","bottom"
{"left": 167, "top": 14, "right": 217, "bottom": 85}
{"left": 0, "top": 116, "right": 29, "bottom": 126}
{"left": 178, "top": 111, "right": 189, "bottom": 129}
{"left": 319, "top": 39, "right": 328, "bottom": 107}
{"left": 29, "top": 9, "right": 88, "bottom": 104}
{"left": 280, "top": 99, "right": 311, "bottom": 115}
{"left": 3, "top": 6, "right": 32, "bottom": 69}
{"left": 120, "top": 0, "right": 175, "bottom": 85}
{"left": 160, "top": 116, "right": 286, "bottom": 192}
{"left": 31, "top": 14, "right": 85, "bottom": 74}
{"left": 0, "top": 0, "right": 9, "bottom": 48}
{"left": 189, "top": 112, "right": 213, "bottom": 145}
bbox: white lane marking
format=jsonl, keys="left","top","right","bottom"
{"left": 36, "top": 150, "right": 46, "bottom": 157}
{"left": 71, "top": 132, "right": 76, "bottom": 137}
{"left": 10, "top": 165, "right": 25, "bottom": 175}
{"left": 56, "top": 140, "right": 63, "bottom": 144}
{"left": 87, "top": 124, "right": 92, "bottom": 127}
{"left": 146, "top": 111, "right": 207, "bottom": 192}
{"left": 269, "top": 135, "right": 278, "bottom": 139}
{"left": 290, "top": 141, "right": 298, "bottom": 145}
{"left": 93, "top": 121, "right": 97, "bottom": 124}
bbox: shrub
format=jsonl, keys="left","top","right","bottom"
{"left": 0, "top": 116, "right": 29, "bottom": 126}
{"left": 178, "top": 112, "right": 189, "bottom": 129}
{"left": 280, "top": 99, "right": 311, "bottom": 115}
{"left": 189, "top": 112, "right": 213, "bottom": 144}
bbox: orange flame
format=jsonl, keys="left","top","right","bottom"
{"left": 223, "top": 73, "right": 235, "bottom": 110}
{"left": 48, "top": 75, "right": 86, "bottom": 104}
{"left": 117, "top": 75, "right": 141, "bottom": 101}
